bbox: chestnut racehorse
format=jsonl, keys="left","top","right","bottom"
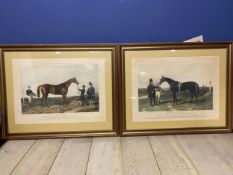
{"left": 37, "top": 77, "right": 79, "bottom": 106}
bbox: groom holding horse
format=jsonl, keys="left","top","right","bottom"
{"left": 147, "top": 79, "right": 161, "bottom": 106}
{"left": 147, "top": 79, "right": 156, "bottom": 106}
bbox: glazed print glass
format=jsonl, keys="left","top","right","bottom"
{"left": 121, "top": 43, "right": 232, "bottom": 135}
{"left": 1, "top": 46, "right": 118, "bottom": 139}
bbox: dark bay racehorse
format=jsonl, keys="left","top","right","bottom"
{"left": 37, "top": 77, "right": 79, "bottom": 106}
{"left": 159, "top": 76, "right": 199, "bottom": 105}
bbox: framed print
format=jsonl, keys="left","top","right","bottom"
{"left": 120, "top": 43, "right": 232, "bottom": 135}
{"left": 0, "top": 45, "right": 119, "bottom": 139}
{"left": 0, "top": 111, "right": 2, "bottom": 140}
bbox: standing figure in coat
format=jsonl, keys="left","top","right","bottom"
{"left": 26, "top": 86, "right": 36, "bottom": 105}
{"left": 78, "top": 85, "right": 86, "bottom": 105}
{"left": 87, "top": 82, "right": 95, "bottom": 105}
{"left": 147, "top": 79, "right": 156, "bottom": 106}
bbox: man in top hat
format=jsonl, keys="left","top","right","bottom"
{"left": 26, "top": 86, "right": 36, "bottom": 105}
{"left": 147, "top": 78, "right": 156, "bottom": 106}
{"left": 87, "top": 82, "right": 95, "bottom": 105}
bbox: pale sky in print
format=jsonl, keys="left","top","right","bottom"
{"left": 14, "top": 59, "right": 100, "bottom": 97}
{"left": 136, "top": 56, "right": 218, "bottom": 88}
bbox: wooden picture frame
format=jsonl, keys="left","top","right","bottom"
{"left": 0, "top": 45, "right": 119, "bottom": 139}
{"left": 120, "top": 42, "right": 232, "bottom": 136}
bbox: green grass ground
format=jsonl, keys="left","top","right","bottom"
{"left": 138, "top": 87, "right": 213, "bottom": 111}
{"left": 21, "top": 96, "right": 99, "bottom": 114}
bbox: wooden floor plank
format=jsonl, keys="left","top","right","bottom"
{"left": 11, "top": 139, "right": 64, "bottom": 175}
{"left": 1, "top": 134, "right": 233, "bottom": 175}
{"left": 177, "top": 134, "right": 233, "bottom": 175}
{"left": 0, "top": 140, "right": 35, "bottom": 175}
{"left": 149, "top": 136, "right": 198, "bottom": 175}
{"left": 121, "top": 136, "right": 161, "bottom": 175}
{"left": 48, "top": 138, "right": 92, "bottom": 175}
{"left": 86, "top": 137, "right": 122, "bottom": 175}
{"left": 203, "top": 134, "right": 233, "bottom": 167}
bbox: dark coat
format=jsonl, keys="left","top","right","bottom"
{"left": 79, "top": 89, "right": 85, "bottom": 101}
{"left": 26, "top": 89, "right": 35, "bottom": 96}
{"left": 147, "top": 84, "right": 155, "bottom": 98}
{"left": 87, "top": 87, "right": 95, "bottom": 98}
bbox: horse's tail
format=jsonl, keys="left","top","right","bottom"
{"left": 37, "top": 86, "right": 41, "bottom": 97}
{"left": 196, "top": 83, "right": 200, "bottom": 95}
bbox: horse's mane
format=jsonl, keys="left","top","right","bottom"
{"left": 162, "top": 77, "right": 180, "bottom": 84}
{"left": 164, "top": 77, "right": 176, "bottom": 82}
{"left": 58, "top": 77, "right": 75, "bottom": 86}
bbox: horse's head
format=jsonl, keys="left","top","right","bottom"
{"left": 72, "top": 77, "right": 79, "bottom": 85}
{"left": 159, "top": 76, "right": 166, "bottom": 84}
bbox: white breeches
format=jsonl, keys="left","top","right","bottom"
{"left": 28, "top": 95, "right": 33, "bottom": 103}
{"left": 155, "top": 91, "right": 160, "bottom": 99}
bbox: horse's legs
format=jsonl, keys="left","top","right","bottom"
{"left": 41, "top": 91, "right": 47, "bottom": 107}
{"left": 45, "top": 97, "right": 47, "bottom": 106}
{"left": 41, "top": 95, "right": 46, "bottom": 107}
{"left": 175, "top": 93, "right": 178, "bottom": 105}
{"left": 63, "top": 95, "right": 67, "bottom": 106}
{"left": 41, "top": 96, "right": 43, "bottom": 107}
{"left": 44, "top": 94, "right": 48, "bottom": 107}
{"left": 158, "top": 92, "right": 161, "bottom": 104}
{"left": 41, "top": 89, "right": 45, "bottom": 107}
{"left": 172, "top": 92, "right": 176, "bottom": 105}
{"left": 62, "top": 95, "right": 65, "bottom": 105}
{"left": 194, "top": 92, "right": 198, "bottom": 104}
{"left": 190, "top": 92, "right": 193, "bottom": 104}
